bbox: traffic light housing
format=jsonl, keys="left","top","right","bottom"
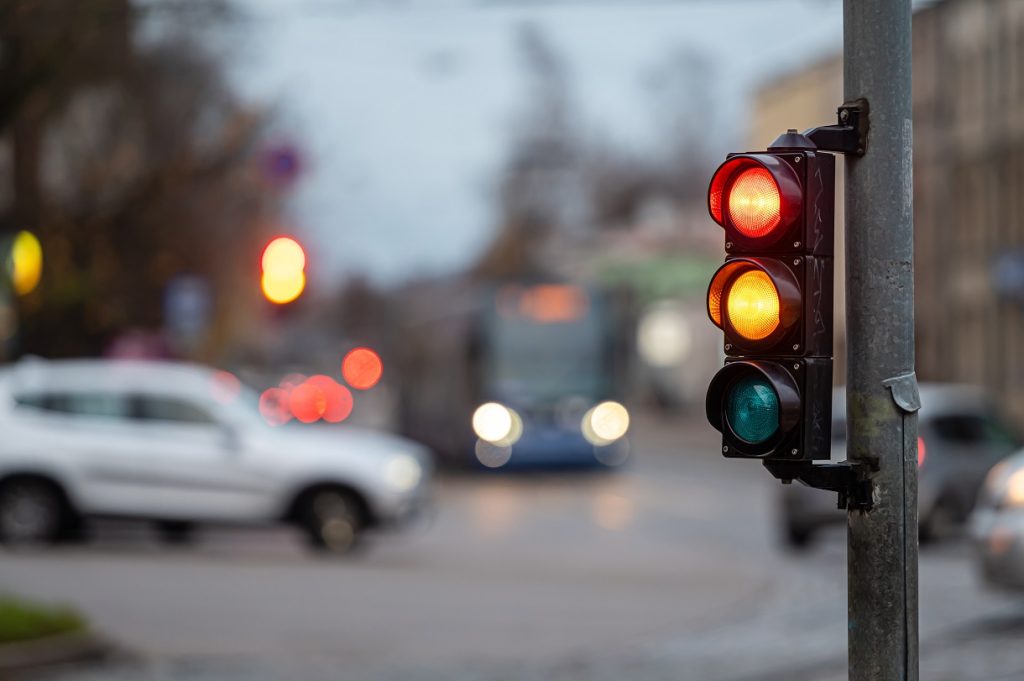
{"left": 705, "top": 137, "right": 835, "bottom": 462}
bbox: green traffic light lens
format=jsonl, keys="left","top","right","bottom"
{"left": 726, "top": 376, "right": 779, "bottom": 444}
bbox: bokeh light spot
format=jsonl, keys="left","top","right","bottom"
{"left": 290, "top": 381, "right": 327, "bottom": 423}
{"left": 342, "top": 347, "right": 383, "bottom": 390}
{"left": 475, "top": 440, "right": 513, "bottom": 469}
{"left": 9, "top": 231, "right": 42, "bottom": 296}
{"left": 259, "top": 387, "right": 292, "bottom": 426}
{"left": 261, "top": 271, "right": 306, "bottom": 304}
{"left": 306, "top": 375, "right": 354, "bottom": 423}
{"left": 582, "top": 401, "right": 630, "bottom": 445}
{"left": 261, "top": 237, "right": 306, "bottom": 276}
{"left": 261, "top": 237, "right": 306, "bottom": 304}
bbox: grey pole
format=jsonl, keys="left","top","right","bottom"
{"left": 843, "top": 1, "right": 918, "bottom": 680}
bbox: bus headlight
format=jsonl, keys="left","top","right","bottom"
{"left": 384, "top": 454, "right": 423, "bottom": 492}
{"left": 582, "top": 401, "right": 630, "bottom": 445}
{"left": 472, "top": 402, "right": 523, "bottom": 446}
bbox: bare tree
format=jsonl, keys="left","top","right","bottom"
{"left": 1, "top": 0, "right": 278, "bottom": 359}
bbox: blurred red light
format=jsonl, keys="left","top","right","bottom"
{"left": 342, "top": 347, "right": 383, "bottom": 390}
{"left": 259, "top": 387, "right": 292, "bottom": 426}
{"left": 306, "top": 375, "right": 354, "bottom": 423}
{"left": 290, "top": 382, "right": 327, "bottom": 423}
{"left": 917, "top": 436, "right": 926, "bottom": 468}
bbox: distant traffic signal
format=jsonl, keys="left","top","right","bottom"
{"left": 261, "top": 236, "right": 306, "bottom": 304}
{"left": 704, "top": 137, "right": 835, "bottom": 461}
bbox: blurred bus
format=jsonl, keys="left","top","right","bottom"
{"left": 397, "top": 280, "right": 632, "bottom": 469}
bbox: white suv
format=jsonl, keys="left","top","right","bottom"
{"left": 0, "top": 359, "right": 431, "bottom": 553}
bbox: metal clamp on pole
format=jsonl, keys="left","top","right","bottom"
{"left": 803, "top": 99, "right": 869, "bottom": 156}
{"left": 764, "top": 460, "right": 873, "bottom": 511}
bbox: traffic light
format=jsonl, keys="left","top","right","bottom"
{"left": 704, "top": 136, "right": 835, "bottom": 461}
{"left": 261, "top": 236, "right": 306, "bottom": 305}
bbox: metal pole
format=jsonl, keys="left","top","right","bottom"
{"left": 843, "top": 2, "right": 918, "bottom": 681}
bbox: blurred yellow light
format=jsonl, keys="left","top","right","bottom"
{"left": 472, "top": 402, "right": 514, "bottom": 443}
{"left": 9, "top": 231, "right": 42, "bottom": 296}
{"left": 583, "top": 401, "right": 629, "bottom": 445}
{"left": 262, "top": 237, "right": 305, "bottom": 277}
{"left": 1006, "top": 469, "right": 1024, "bottom": 506}
{"left": 638, "top": 305, "right": 691, "bottom": 368}
{"left": 726, "top": 270, "right": 780, "bottom": 341}
{"left": 261, "top": 271, "right": 306, "bottom": 304}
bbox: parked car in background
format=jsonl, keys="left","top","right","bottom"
{"left": 0, "top": 359, "right": 432, "bottom": 554}
{"left": 971, "top": 453, "right": 1024, "bottom": 590}
{"left": 780, "top": 384, "right": 1019, "bottom": 550}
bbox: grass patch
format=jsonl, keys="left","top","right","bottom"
{"left": 0, "top": 595, "right": 85, "bottom": 645}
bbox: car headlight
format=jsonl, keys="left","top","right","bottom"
{"left": 582, "top": 401, "right": 630, "bottom": 446}
{"left": 472, "top": 402, "right": 523, "bottom": 446}
{"left": 384, "top": 454, "right": 422, "bottom": 492}
{"left": 983, "top": 461, "right": 1024, "bottom": 509}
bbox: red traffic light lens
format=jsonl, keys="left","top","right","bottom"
{"left": 728, "top": 167, "right": 781, "bottom": 238}
{"left": 708, "top": 156, "right": 802, "bottom": 246}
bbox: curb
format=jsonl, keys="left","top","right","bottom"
{"left": 0, "top": 631, "right": 112, "bottom": 676}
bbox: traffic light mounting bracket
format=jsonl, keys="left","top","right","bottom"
{"left": 765, "top": 460, "right": 874, "bottom": 511}
{"left": 802, "top": 99, "right": 869, "bottom": 157}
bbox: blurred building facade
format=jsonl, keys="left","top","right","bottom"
{"left": 751, "top": 0, "right": 1024, "bottom": 420}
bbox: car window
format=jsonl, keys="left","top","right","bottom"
{"left": 931, "top": 414, "right": 1019, "bottom": 453}
{"left": 15, "top": 392, "right": 130, "bottom": 419}
{"left": 133, "top": 396, "right": 216, "bottom": 425}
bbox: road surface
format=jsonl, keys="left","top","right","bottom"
{"left": 3, "top": 414, "right": 1023, "bottom": 680}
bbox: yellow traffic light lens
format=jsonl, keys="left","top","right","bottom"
{"left": 726, "top": 270, "right": 780, "bottom": 341}
{"left": 727, "top": 167, "right": 781, "bottom": 238}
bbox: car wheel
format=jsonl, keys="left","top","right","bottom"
{"left": 155, "top": 521, "right": 196, "bottom": 546}
{"left": 0, "top": 479, "right": 68, "bottom": 546}
{"left": 300, "top": 488, "right": 366, "bottom": 555}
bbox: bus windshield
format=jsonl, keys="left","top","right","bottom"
{"left": 482, "top": 285, "right": 609, "bottom": 403}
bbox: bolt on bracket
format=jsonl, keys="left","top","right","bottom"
{"left": 803, "top": 99, "right": 869, "bottom": 156}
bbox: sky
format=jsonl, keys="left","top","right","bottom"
{"left": 226, "top": 0, "right": 846, "bottom": 286}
